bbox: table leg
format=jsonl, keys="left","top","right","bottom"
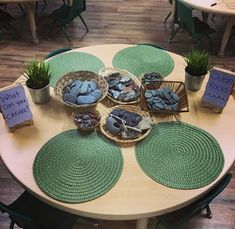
{"left": 23, "top": 2, "right": 39, "bottom": 44}
{"left": 170, "top": 0, "right": 176, "bottom": 34}
{"left": 136, "top": 218, "right": 148, "bottom": 229}
{"left": 218, "top": 17, "right": 235, "bottom": 57}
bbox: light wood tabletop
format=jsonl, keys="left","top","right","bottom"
{"left": 0, "top": 44, "right": 234, "bottom": 229}
{"left": 171, "top": 0, "right": 235, "bottom": 56}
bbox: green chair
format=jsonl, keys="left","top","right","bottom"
{"left": 0, "top": 191, "right": 100, "bottom": 229}
{"left": 169, "top": 0, "right": 215, "bottom": 50}
{"left": 0, "top": 9, "right": 19, "bottom": 40}
{"left": 164, "top": 0, "right": 173, "bottom": 24}
{"left": 48, "top": 0, "right": 88, "bottom": 47}
{"left": 44, "top": 47, "right": 72, "bottom": 59}
{"left": 155, "top": 173, "right": 232, "bottom": 229}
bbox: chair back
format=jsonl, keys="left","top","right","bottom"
{"left": 68, "top": 0, "right": 86, "bottom": 21}
{"left": 176, "top": 0, "right": 196, "bottom": 38}
{"left": 0, "top": 201, "right": 37, "bottom": 228}
{"left": 197, "top": 173, "right": 232, "bottom": 210}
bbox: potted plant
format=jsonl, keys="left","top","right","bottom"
{"left": 23, "top": 59, "right": 52, "bottom": 104}
{"left": 184, "top": 49, "right": 213, "bottom": 91}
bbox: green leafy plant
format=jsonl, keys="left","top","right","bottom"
{"left": 23, "top": 59, "right": 52, "bottom": 89}
{"left": 184, "top": 49, "right": 213, "bottom": 76}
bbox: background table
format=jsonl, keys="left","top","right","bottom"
{"left": 171, "top": 0, "right": 235, "bottom": 56}
{"left": 0, "top": 44, "right": 235, "bottom": 229}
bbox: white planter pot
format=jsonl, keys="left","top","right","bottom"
{"left": 27, "top": 84, "right": 51, "bottom": 104}
{"left": 185, "top": 72, "right": 205, "bottom": 91}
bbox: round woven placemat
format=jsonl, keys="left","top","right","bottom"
{"left": 135, "top": 121, "right": 224, "bottom": 189}
{"left": 47, "top": 52, "right": 105, "bottom": 87}
{"left": 112, "top": 45, "right": 174, "bottom": 78}
{"left": 33, "top": 130, "right": 123, "bottom": 203}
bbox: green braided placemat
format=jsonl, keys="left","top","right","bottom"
{"left": 112, "top": 45, "right": 174, "bottom": 78}
{"left": 33, "top": 130, "right": 123, "bottom": 203}
{"left": 47, "top": 52, "right": 105, "bottom": 87}
{"left": 135, "top": 122, "right": 224, "bottom": 189}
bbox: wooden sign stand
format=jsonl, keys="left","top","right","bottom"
{"left": 0, "top": 83, "right": 33, "bottom": 132}
{"left": 201, "top": 67, "right": 235, "bottom": 113}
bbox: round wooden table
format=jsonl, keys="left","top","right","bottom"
{"left": 0, "top": 44, "right": 234, "bottom": 229}
{"left": 171, "top": 0, "right": 235, "bottom": 56}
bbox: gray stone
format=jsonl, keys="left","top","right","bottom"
{"left": 170, "top": 92, "right": 180, "bottom": 102}
{"left": 64, "top": 87, "right": 70, "bottom": 93}
{"left": 154, "top": 102, "right": 164, "bottom": 109}
{"left": 164, "top": 104, "right": 173, "bottom": 111}
{"left": 74, "top": 80, "right": 82, "bottom": 88}
{"left": 76, "top": 95, "right": 97, "bottom": 104}
{"left": 120, "top": 76, "right": 131, "bottom": 83}
{"left": 145, "top": 92, "right": 152, "bottom": 99}
{"left": 115, "top": 83, "right": 125, "bottom": 91}
{"left": 69, "top": 82, "right": 76, "bottom": 89}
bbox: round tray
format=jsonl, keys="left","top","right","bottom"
{"left": 100, "top": 105, "right": 152, "bottom": 144}
{"left": 98, "top": 67, "right": 141, "bottom": 105}
{"left": 54, "top": 71, "right": 109, "bottom": 109}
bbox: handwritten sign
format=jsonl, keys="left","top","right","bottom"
{"left": 0, "top": 84, "right": 33, "bottom": 128}
{"left": 202, "top": 68, "right": 235, "bottom": 110}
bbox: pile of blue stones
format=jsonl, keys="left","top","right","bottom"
{"left": 104, "top": 73, "right": 140, "bottom": 102}
{"left": 73, "top": 110, "right": 100, "bottom": 130}
{"left": 63, "top": 80, "right": 103, "bottom": 105}
{"left": 142, "top": 72, "right": 163, "bottom": 86}
{"left": 145, "top": 88, "right": 180, "bottom": 111}
{"left": 105, "top": 108, "right": 151, "bottom": 139}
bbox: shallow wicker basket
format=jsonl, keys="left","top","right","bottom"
{"left": 71, "top": 109, "right": 101, "bottom": 131}
{"left": 54, "top": 71, "right": 109, "bottom": 108}
{"left": 98, "top": 67, "right": 141, "bottom": 105}
{"left": 141, "top": 80, "right": 189, "bottom": 114}
{"left": 100, "top": 105, "right": 152, "bottom": 144}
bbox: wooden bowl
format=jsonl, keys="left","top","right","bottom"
{"left": 54, "top": 71, "right": 109, "bottom": 109}
{"left": 98, "top": 67, "right": 141, "bottom": 105}
{"left": 141, "top": 80, "right": 189, "bottom": 114}
{"left": 100, "top": 105, "right": 152, "bottom": 144}
{"left": 71, "top": 109, "right": 101, "bottom": 131}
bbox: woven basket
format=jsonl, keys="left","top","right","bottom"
{"left": 141, "top": 80, "right": 189, "bottom": 114}
{"left": 100, "top": 105, "right": 152, "bottom": 144}
{"left": 98, "top": 67, "right": 141, "bottom": 105}
{"left": 54, "top": 71, "right": 109, "bottom": 109}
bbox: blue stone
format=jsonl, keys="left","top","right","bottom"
{"left": 76, "top": 95, "right": 97, "bottom": 104}
{"left": 63, "top": 93, "right": 77, "bottom": 104}
{"left": 64, "top": 87, "right": 70, "bottom": 93}
{"left": 145, "top": 92, "right": 152, "bottom": 99}
{"left": 80, "top": 82, "right": 89, "bottom": 94}
{"left": 120, "top": 76, "right": 131, "bottom": 83}
{"left": 74, "top": 80, "right": 82, "bottom": 88}
{"left": 91, "top": 89, "right": 103, "bottom": 101}
{"left": 154, "top": 102, "right": 164, "bottom": 109}
{"left": 89, "top": 81, "right": 97, "bottom": 91}
{"left": 70, "top": 86, "right": 80, "bottom": 96}
{"left": 69, "top": 82, "right": 76, "bottom": 89}
{"left": 106, "top": 116, "right": 121, "bottom": 135}
{"left": 115, "top": 83, "right": 125, "bottom": 91}
{"left": 170, "top": 92, "right": 180, "bottom": 102}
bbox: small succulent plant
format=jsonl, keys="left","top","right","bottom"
{"left": 23, "top": 59, "right": 52, "bottom": 89}
{"left": 184, "top": 49, "right": 213, "bottom": 76}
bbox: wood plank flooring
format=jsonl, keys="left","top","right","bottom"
{"left": 0, "top": 0, "right": 235, "bottom": 228}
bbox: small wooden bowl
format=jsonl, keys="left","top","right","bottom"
{"left": 98, "top": 67, "right": 141, "bottom": 105}
{"left": 71, "top": 109, "right": 101, "bottom": 131}
{"left": 54, "top": 71, "right": 109, "bottom": 109}
{"left": 100, "top": 105, "right": 152, "bottom": 144}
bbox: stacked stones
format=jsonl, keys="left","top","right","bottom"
{"left": 105, "top": 73, "right": 140, "bottom": 102}
{"left": 73, "top": 110, "right": 100, "bottom": 130}
{"left": 145, "top": 88, "right": 180, "bottom": 111}
{"left": 141, "top": 72, "right": 163, "bottom": 86}
{"left": 63, "top": 80, "right": 103, "bottom": 105}
{"left": 105, "top": 108, "right": 151, "bottom": 139}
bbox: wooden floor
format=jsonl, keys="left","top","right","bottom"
{"left": 0, "top": 0, "right": 235, "bottom": 228}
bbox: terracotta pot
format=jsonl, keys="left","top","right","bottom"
{"left": 185, "top": 71, "right": 206, "bottom": 91}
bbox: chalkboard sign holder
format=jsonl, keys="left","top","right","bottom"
{"left": 0, "top": 83, "right": 33, "bottom": 132}
{"left": 201, "top": 67, "right": 235, "bottom": 113}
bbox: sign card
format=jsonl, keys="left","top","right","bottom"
{"left": 0, "top": 84, "right": 33, "bottom": 128}
{"left": 202, "top": 68, "right": 235, "bottom": 110}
